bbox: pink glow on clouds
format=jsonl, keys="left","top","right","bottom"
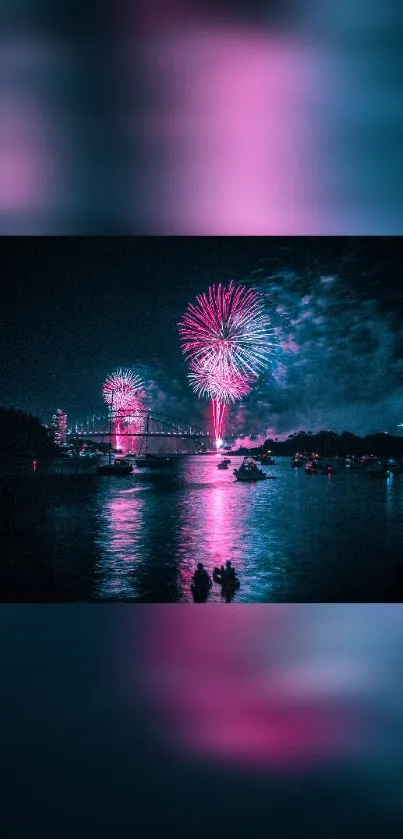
{"left": 280, "top": 338, "right": 300, "bottom": 353}
{"left": 232, "top": 428, "right": 292, "bottom": 448}
{"left": 232, "top": 435, "right": 267, "bottom": 450}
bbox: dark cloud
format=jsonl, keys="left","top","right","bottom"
{"left": 235, "top": 248, "right": 403, "bottom": 439}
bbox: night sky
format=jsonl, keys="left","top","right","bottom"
{"left": 1, "top": 236, "right": 402, "bottom": 439}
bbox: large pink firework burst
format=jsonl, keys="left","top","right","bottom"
{"left": 102, "top": 368, "right": 145, "bottom": 451}
{"left": 188, "top": 359, "right": 256, "bottom": 404}
{"left": 179, "top": 282, "right": 273, "bottom": 447}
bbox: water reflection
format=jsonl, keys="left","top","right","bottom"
{"left": 7, "top": 456, "right": 403, "bottom": 602}
{"left": 177, "top": 464, "right": 250, "bottom": 601}
{"left": 95, "top": 486, "right": 147, "bottom": 599}
{"left": 205, "top": 483, "right": 246, "bottom": 602}
{"left": 384, "top": 472, "right": 394, "bottom": 530}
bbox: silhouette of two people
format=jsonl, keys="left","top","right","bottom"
{"left": 213, "top": 560, "right": 240, "bottom": 602}
{"left": 191, "top": 560, "right": 240, "bottom": 603}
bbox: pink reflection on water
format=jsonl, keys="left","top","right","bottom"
{"left": 177, "top": 466, "right": 246, "bottom": 600}
{"left": 204, "top": 482, "right": 246, "bottom": 580}
{"left": 96, "top": 487, "right": 147, "bottom": 598}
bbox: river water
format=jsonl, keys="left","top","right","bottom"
{"left": 2, "top": 455, "right": 402, "bottom": 601}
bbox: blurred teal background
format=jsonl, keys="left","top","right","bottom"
{"left": 1, "top": 606, "right": 403, "bottom": 837}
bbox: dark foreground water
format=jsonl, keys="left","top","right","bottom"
{"left": 1, "top": 456, "right": 403, "bottom": 601}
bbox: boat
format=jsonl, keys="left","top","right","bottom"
{"left": 217, "top": 458, "right": 230, "bottom": 470}
{"left": 234, "top": 457, "right": 267, "bottom": 482}
{"left": 97, "top": 458, "right": 133, "bottom": 476}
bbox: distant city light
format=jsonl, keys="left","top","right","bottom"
{"left": 51, "top": 408, "right": 67, "bottom": 445}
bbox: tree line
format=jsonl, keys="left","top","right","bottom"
{"left": 0, "top": 407, "right": 59, "bottom": 458}
{"left": 238, "top": 429, "right": 403, "bottom": 458}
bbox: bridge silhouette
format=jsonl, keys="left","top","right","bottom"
{"left": 68, "top": 408, "right": 210, "bottom": 450}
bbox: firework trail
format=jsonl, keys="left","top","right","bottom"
{"left": 179, "top": 282, "right": 273, "bottom": 447}
{"left": 102, "top": 368, "right": 145, "bottom": 451}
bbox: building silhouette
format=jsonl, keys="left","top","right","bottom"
{"left": 51, "top": 409, "right": 68, "bottom": 446}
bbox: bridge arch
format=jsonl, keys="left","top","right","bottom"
{"left": 68, "top": 409, "right": 209, "bottom": 454}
